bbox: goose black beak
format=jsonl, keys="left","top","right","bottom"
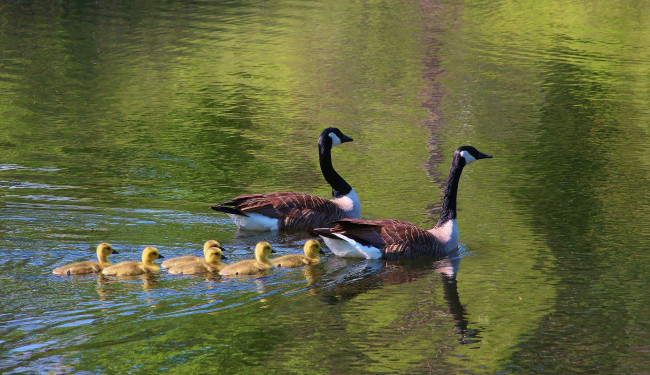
{"left": 158, "top": 254, "right": 165, "bottom": 259}
{"left": 220, "top": 254, "right": 228, "bottom": 260}
{"left": 271, "top": 249, "right": 277, "bottom": 254}
{"left": 112, "top": 250, "right": 119, "bottom": 255}
{"left": 479, "top": 152, "right": 493, "bottom": 159}
{"left": 341, "top": 134, "right": 353, "bottom": 143}
{"left": 319, "top": 249, "right": 326, "bottom": 254}
{"left": 219, "top": 246, "right": 227, "bottom": 252}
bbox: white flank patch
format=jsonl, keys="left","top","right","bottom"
{"left": 329, "top": 132, "right": 342, "bottom": 146}
{"left": 429, "top": 219, "right": 459, "bottom": 254}
{"left": 459, "top": 150, "right": 477, "bottom": 165}
{"left": 227, "top": 213, "right": 278, "bottom": 231}
{"left": 331, "top": 189, "right": 361, "bottom": 218}
{"left": 321, "top": 234, "right": 382, "bottom": 259}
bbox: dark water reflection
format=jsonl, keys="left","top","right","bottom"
{"left": 1, "top": 0, "right": 649, "bottom": 373}
{"left": 319, "top": 255, "right": 477, "bottom": 344}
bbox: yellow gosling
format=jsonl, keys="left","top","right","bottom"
{"left": 101, "top": 246, "right": 164, "bottom": 276}
{"left": 53, "top": 243, "right": 118, "bottom": 276}
{"left": 219, "top": 241, "right": 275, "bottom": 277}
{"left": 168, "top": 247, "right": 228, "bottom": 275}
{"left": 162, "top": 240, "right": 224, "bottom": 269}
{"left": 272, "top": 239, "right": 324, "bottom": 268}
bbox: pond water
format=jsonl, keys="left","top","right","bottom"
{"left": 1, "top": 0, "right": 649, "bottom": 373}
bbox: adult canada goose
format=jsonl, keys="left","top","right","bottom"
{"left": 101, "top": 246, "right": 164, "bottom": 276}
{"left": 312, "top": 146, "right": 492, "bottom": 260}
{"left": 167, "top": 246, "right": 228, "bottom": 274}
{"left": 218, "top": 241, "right": 276, "bottom": 276}
{"left": 52, "top": 243, "right": 118, "bottom": 276}
{"left": 161, "top": 240, "right": 225, "bottom": 269}
{"left": 210, "top": 127, "right": 360, "bottom": 231}
{"left": 272, "top": 239, "right": 325, "bottom": 268}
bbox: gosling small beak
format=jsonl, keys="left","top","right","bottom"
{"left": 220, "top": 255, "right": 228, "bottom": 260}
{"left": 112, "top": 250, "right": 119, "bottom": 255}
{"left": 219, "top": 246, "right": 227, "bottom": 252}
{"left": 271, "top": 249, "right": 277, "bottom": 254}
{"left": 158, "top": 254, "right": 165, "bottom": 259}
{"left": 319, "top": 249, "right": 326, "bottom": 254}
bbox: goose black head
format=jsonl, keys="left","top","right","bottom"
{"left": 456, "top": 146, "right": 492, "bottom": 166}
{"left": 319, "top": 127, "right": 353, "bottom": 148}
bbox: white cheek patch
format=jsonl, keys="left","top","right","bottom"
{"left": 329, "top": 132, "right": 342, "bottom": 146}
{"left": 460, "top": 150, "right": 477, "bottom": 164}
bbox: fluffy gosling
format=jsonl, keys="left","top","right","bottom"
{"left": 218, "top": 241, "right": 275, "bottom": 277}
{"left": 162, "top": 240, "right": 224, "bottom": 269}
{"left": 272, "top": 239, "right": 324, "bottom": 268}
{"left": 101, "top": 246, "right": 164, "bottom": 276}
{"left": 168, "top": 246, "right": 228, "bottom": 275}
{"left": 53, "top": 242, "right": 118, "bottom": 276}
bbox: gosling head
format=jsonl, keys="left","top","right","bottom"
{"left": 254, "top": 241, "right": 275, "bottom": 261}
{"left": 97, "top": 242, "right": 118, "bottom": 261}
{"left": 304, "top": 239, "right": 325, "bottom": 258}
{"left": 203, "top": 240, "right": 225, "bottom": 257}
{"left": 205, "top": 247, "right": 227, "bottom": 263}
{"left": 456, "top": 145, "right": 493, "bottom": 166}
{"left": 203, "top": 240, "right": 222, "bottom": 251}
{"left": 142, "top": 246, "right": 164, "bottom": 264}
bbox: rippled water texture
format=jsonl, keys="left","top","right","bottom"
{"left": 1, "top": 0, "right": 649, "bottom": 373}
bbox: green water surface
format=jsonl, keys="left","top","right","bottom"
{"left": 1, "top": 1, "right": 648, "bottom": 373}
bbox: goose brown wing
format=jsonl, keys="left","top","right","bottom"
{"left": 375, "top": 220, "right": 441, "bottom": 260}
{"left": 323, "top": 219, "right": 442, "bottom": 260}
{"left": 211, "top": 193, "right": 279, "bottom": 217}
{"left": 320, "top": 219, "right": 386, "bottom": 249}
{"left": 213, "top": 192, "right": 347, "bottom": 230}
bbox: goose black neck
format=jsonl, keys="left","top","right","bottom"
{"left": 319, "top": 142, "right": 352, "bottom": 198}
{"left": 436, "top": 154, "right": 465, "bottom": 227}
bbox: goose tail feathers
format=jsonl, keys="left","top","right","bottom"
{"left": 309, "top": 227, "right": 339, "bottom": 239}
{"left": 312, "top": 220, "right": 385, "bottom": 259}
{"left": 210, "top": 204, "right": 248, "bottom": 217}
{"left": 313, "top": 219, "right": 385, "bottom": 248}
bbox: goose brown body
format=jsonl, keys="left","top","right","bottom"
{"left": 215, "top": 192, "right": 351, "bottom": 231}
{"left": 162, "top": 240, "right": 224, "bottom": 269}
{"left": 316, "top": 219, "right": 448, "bottom": 260}
{"left": 168, "top": 247, "right": 227, "bottom": 275}
{"left": 101, "top": 246, "right": 164, "bottom": 276}
{"left": 313, "top": 146, "right": 492, "bottom": 260}
{"left": 211, "top": 128, "right": 360, "bottom": 231}
{"left": 53, "top": 243, "right": 118, "bottom": 275}
{"left": 219, "top": 242, "right": 275, "bottom": 276}
{"left": 272, "top": 239, "right": 324, "bottom": 268}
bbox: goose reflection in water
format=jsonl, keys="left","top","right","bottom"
{"left": 95, "top": 272, "right": 162, "bottom": 301}
{"left": 317, "top": 252, "right": 479, "bottom": 345}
